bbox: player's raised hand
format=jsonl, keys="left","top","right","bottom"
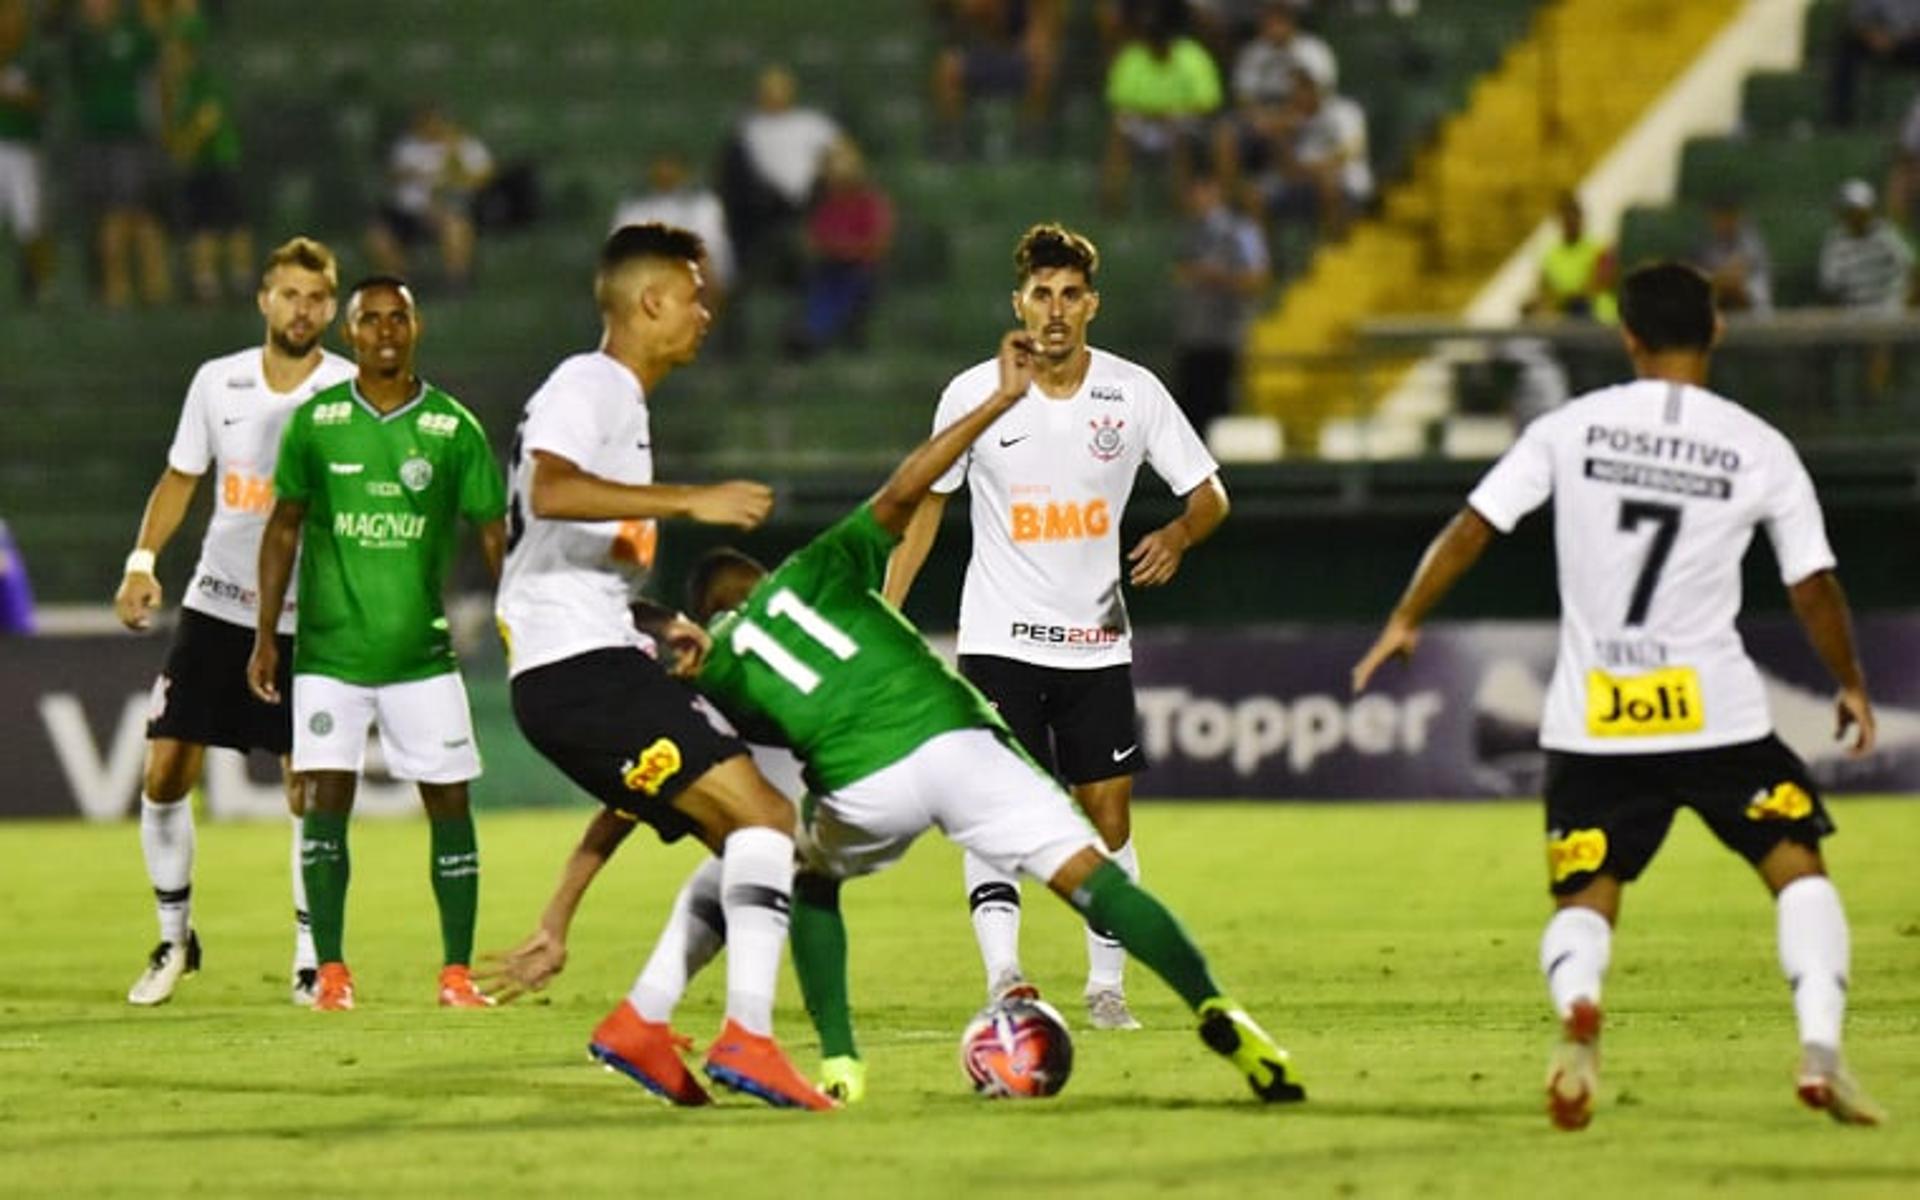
{"left": 689, "top": 480, "right": 773, "bottom": 529}
{"left": 246, "top": 636, "right": 282, "bottom": 704}
{"left": 1351, "top": 618, "right": 1420, "bottom": 693}
{"left": 476, "top": 927, "right": 569, "bottom": 1004}
{"left": 995, "top": 330, "right": 1036, "bottom": 401}
{"left": 115, "top": 570, "right": 162, "bottom": 631}
{"left": 1127, "top": 524, "right": 1191, "bottom": 587}
{"left": 1835, "top": 686, "right": 1877, "bottom": 757}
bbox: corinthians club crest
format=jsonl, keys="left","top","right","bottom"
{"left": 1088, "top": 416, "right": 1125, "bottom": 462}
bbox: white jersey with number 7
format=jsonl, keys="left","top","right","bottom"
{"left": 1467, "top": 379, "right": 1837, "bottom": 755}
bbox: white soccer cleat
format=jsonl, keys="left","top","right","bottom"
{"left": 989, "top": 968, "right": 1040, "bottom": 1004}
{"left": 291, "top": 966, "right": 318, "bottom": 1007}
{"left": 128, "top": 931, "right": 201, "bottom": 1007}
{"left": 1797, "top": 1044, "right": 1887, "bottom": 1127}
{"left": 1086, "top": 987, "right": 1142, "bottom": 1031}
{"left": 1546, "top": 997, "right": 1601, "bottom": 1131}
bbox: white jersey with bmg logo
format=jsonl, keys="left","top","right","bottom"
{"left": 165, "top": 346, "right": 356, "bottom": 634}
{"left": 931, "top": 347, "right": 1218, "bottom": 670}
{"left": 1467, "top": 379, "right": 1836, "bottom": 755}
{"left": 497, "top": 352, "right": 661, "bottom": 677}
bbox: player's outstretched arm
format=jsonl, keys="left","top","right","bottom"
{"left": 114, "top": 467, "right": 201, "bottom": 630}
{"left": 478, "top": 808, "right": 637, "bottom": 1002}
{"left": 247, "top": 498, "right": 305, "bottom": 704}
{"left": 871, "top": 331, "right": 1034, "bottom": 536}
{"left": 529, "top": 451, "right": 772, "bottom": 530}
{"left": 1352, "top": 505, "right": 1496, "bottom": 693}
{"left": 882, "top": 493, "right": 947, "bottom": 607}
{"left": 1128, "top": 473, "right": 1229, "bottom": 587}
{"left": 1787, "top": 569, "right": 1877, "bottom": 756}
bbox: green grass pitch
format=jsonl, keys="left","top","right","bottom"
{"left": 2, "top": 799, "right": 1916, "bottom": 1197}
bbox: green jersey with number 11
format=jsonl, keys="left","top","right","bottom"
{"left": 697, "top": 504, "right": 1003, "bottom": 794}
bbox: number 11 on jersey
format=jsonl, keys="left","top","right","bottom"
{"left": 730, "top": 589, "right": 859, "bottom": 693}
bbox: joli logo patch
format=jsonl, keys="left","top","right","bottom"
{"left": 1547, "top": 828, "right": 1608, "bottom": 883}
{"left": 621, "top": 738, "right": 683, "bottom": 796}
{"left": 1585, "top": 666, "right": 1704, "bottom": 737}
{"left": 1745, "top": 781, "right": 1813, "bottom": 822}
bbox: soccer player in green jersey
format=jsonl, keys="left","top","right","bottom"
{"left": 488, "top": 332, "right": 1305, "bottom": 1107}
{"left": 248, "top": 276, "right": 508, "bottom": 1012}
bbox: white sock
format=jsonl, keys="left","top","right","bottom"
{"left": 140, "top": 795, "right": 195, "bottom": 944}
{"left": 289, "top": 814, "right": 316, "bottom": 970}
{"left": 1084, "top": 838, "right": 1138, "bottom": 992}
{"left": 630, "top": 856, "right": 727, "bottom": 1022}
{"left": 1539, "top": 905, "right": 1611, "bottom": 1020}
{"left": 1777, "top": 875, "right": 1850, "bottom": 1052}
{"left": 719, "top": 827, "right": 794, "bottom": 1037}
{"left": 965, "top": 851, "right": 1023, "bottom": 987}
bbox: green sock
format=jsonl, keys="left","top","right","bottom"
{"left": 790, "top": 872, "right": 858, "bottom": 1059}
{"left": 1073, "top": 860, "right": 1221, "bottom": 1010}
{"left": 429, "top": 816, "right": 480, "bottom": 967}
{"left": 301, "top": 811, "right": 350, "bottom": 964}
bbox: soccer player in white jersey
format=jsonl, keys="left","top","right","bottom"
{"left": 492, "top": 223, "right": 831, "bottom": 1110}
{"left": 115, "top": 237, "right": 354, "bottom": 1007}
{"left": 885, "top": 222, "right": 1230, "bottom": 1030}
{"left": 1353, "top": 262, "right": 1884, "bottom": 1130}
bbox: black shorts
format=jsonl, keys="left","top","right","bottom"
{"left": 1543, "top": 735, "right": 1834, "bottom": 896}
{"left": 146, "top": 608, "right": 294, "bottom": 755}
{"left": 959, "top": 655, "right": 1145, "bottom": 786}
{"left": 510, "top": 647, "right": 746, "bottom": 844}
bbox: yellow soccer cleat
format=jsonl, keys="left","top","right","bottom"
{"left": 1197, "top": 998, "right": 1305, "bottom": 1103}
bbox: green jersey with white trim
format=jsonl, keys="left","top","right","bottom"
{"left": 274, "top": 380, "right": 506, "bottom": 684}
{"left": 698, "top": 504, "right": 1003, "bottom": 794}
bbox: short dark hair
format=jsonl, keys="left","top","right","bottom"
{"left": 597, "top": 222, "right": 707, "bottom": 312}
{"left": 344, "top": 274, "right": 413, "bottom": 311}
{"left": 1619, "top": 261, "right": 1715, "bottom": 353}
{"left": 686, "top": 548, "right": 766, "bottom": 625}
{"left": 602, "top": 222, "right": 706, "bottom": 272}
{"left": 1013, "top": 222, "right": 1099, "bottom": 287}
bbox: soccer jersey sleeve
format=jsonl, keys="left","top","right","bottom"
{"left": 520, "top": 361, "right": 612, "bottom": 467}
{"left": 455, "top": 411, "right": 508, "bottom": 522}
{"left": 929, "top": 380, "right": 973, "bottom": 495}
{"left": 272, "top": 408, "right": 313, "bottom": 504}
{"left": 1466, "top": 417, "right": 1555, "bottom": 533}
{"left": 165, "top": 363, "right": 215, "bottom": 476}
{"left": 1760, "top": 435, "right": 1837, "bottom": 585}
{"left": 1142, "top": 372, "right": 1219, "bottom": 497}
{"left": 799, "top": 505, "right": 897, "bottom": 590}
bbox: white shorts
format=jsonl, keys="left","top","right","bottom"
{"left": 291, "top": 671, "right": 482, "bottom": 783}
{"left": 801, "top": 728, "right": 1096, "bottom": 884}
{"left": 0, "top": 140, "right": 44, "bottom": 239}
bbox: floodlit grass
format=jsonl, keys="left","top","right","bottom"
{"left": 2, "top": 798, "right": 1915, "bottom": 1197}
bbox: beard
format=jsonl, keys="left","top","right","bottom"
{"left": 270, "top": 328, "right": 320, "bottom": 358}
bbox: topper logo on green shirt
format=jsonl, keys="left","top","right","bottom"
{"left": 400, "top": 456, "right": 434, "bottom": 492}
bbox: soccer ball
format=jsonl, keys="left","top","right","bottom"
{"left": 959, "top": 997, "right": 1074, "bottom": 1099}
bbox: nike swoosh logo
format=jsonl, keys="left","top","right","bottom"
{"left": 222, "top": 416, "right": 249, "bottom": 426}
{"left": 1112, "top": 745, "right": 1137, "bottom": 762}
{"left": 998, "top": 435, "right": 1029, "bottom": 448}
{"left": 635, "top": 440, "right": 651, "bottom": 450}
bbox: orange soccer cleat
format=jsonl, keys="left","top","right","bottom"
{"left": 312, "top": 962, "right": 355, "bottom": 1012}
{"left": 703, "top": 1018, "right": 837, "bottom": 1111}
{"left": 1546, "top": 998, "right": 1602, "bottom": 1131}
{"left": 588, "top": 1001, "right": 711, "bottom": 1106}
{"left": 437, "top": 965, "right": 495, "bottom": 1009}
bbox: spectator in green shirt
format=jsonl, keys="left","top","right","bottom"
{"left": 69, "top": 0, "right": 171, "bottom": 306}
{"left": 162, "top": 11, "right": 250, "bottom": 303}
{"left": 1101, "top": 8, "right": 1223, "bottom": 214}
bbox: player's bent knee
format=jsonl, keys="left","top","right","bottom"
{"left": 1045, "top": 845, "right": 1109, "bottom": 899}
{"left": 1757, "top": 838, "right": 1826, "bottom": 894}
{"left": 143, "top": 739, "right": 203, "bottom": 802}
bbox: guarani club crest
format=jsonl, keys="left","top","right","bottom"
{"left": 1088, "top": 416, "right": 1125, "bottom": 462}
{"left": 400, "top": 456, "right": 434, "bottom": 492}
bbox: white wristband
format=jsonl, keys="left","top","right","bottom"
{"left": 124, "top": 549, "right": 157, "bottom": 577}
